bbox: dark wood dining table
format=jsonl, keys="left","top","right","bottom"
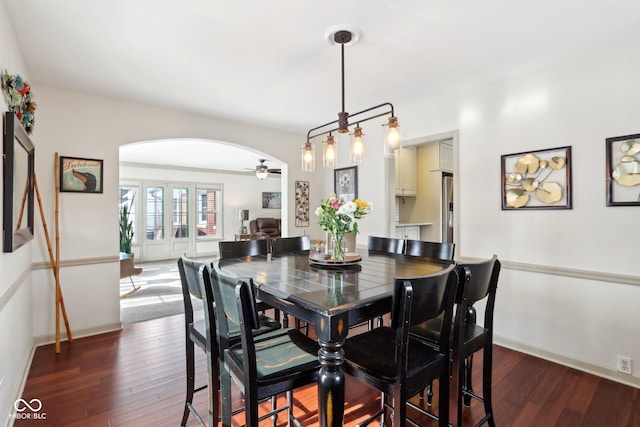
{"left": 217, "top": 249, "right": 451, "bottom": 427}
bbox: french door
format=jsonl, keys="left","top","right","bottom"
{"left": 141, "top": 182, "right": 194, "bottom": 261}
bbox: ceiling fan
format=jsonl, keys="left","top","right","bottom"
{"left": 248, "top": 159, "right": 281, "bottom": 179}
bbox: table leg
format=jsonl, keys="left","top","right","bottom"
{"left": 317, "top": 339, "right": 345, "bottom": 427}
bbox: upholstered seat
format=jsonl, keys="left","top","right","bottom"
{"left": 249, "top": 217, "right": 281, "bottom": 239}
{"left": 211, "top": 263, "right": 320, "bottom": 427}
{"left": 177, "top": 256, "right": 279, "bottom": 426}
{"left": 119, "top": 255, "right": 142, "bottom": 291}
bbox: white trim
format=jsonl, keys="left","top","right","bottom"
{"left": 34, "top": 322, "right": 123, "bottom": 347}
{"left": 457, "top": 256, "right": 640, "bottom": 287}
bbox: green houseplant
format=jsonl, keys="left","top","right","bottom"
{"left": 119, "top": 204, "right": 134, "bottom": 255}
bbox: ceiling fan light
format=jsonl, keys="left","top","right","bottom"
{"left": 350, "top": 126, "right": 365, "bottom": 164}
{"left": 323, "top": 134, "right": 337, "bottom": 168}
{"left": 256, "top": 168, "right": 269, "bottom": 180}
{"left": 301, "top": 141, "right": 315, "bottom": 172}
{"left": 383, "top": 116, "right": 402, "bottom": 158}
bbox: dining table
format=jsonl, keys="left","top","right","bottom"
{"left": 217, "top": 248, "right": 451, "bottom": 427}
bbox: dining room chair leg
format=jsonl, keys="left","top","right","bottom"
{"left": 482, "top": 342, "right": 496, "bottom": 427}
{"left": 220, "top": 368, "right": 233, "bottom": 427}
{"left": 463, "top": 354, "right": 475, "bottom": 406}
{"left": 180, "top": 339, "right": 196, "bottom": 426}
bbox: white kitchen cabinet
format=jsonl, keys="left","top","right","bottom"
{"left": 395, "top": 225, "right": 420, "bottom": 240}
{"left": 394, "top": 146, "right": 417, "bottom": 196}
{"left": 439, "top": 140, "right": 453, "bottom": 171}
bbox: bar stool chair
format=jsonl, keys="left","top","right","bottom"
{"left": 210, "top": 262, "right": 320, "bottom": 427}
{"left": 270, "top": 235, "right": 311, "bottom": 334}
{"left": 219, "top": 239, "right": 282, "bottom": 325}
{"left": 342, "top": 264, "right": 459, "bottom": 427}
{"left": 410, "top": 255, "right": 501, "bottom": 427}
{"left": 270, "top": 235, "right": 311, "bottom": 256}
{"left": 177, "top": 256, "right": 280, "bottom": 427}
{"left": 219, "top": 239, "right": 268, "bottom": 259}
{"left": 405, "top": 239, "right": 455, "bottom": 262}
{"left": 367, "top": 235, "right": 405, "bottom": 254}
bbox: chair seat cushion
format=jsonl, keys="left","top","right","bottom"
{"left": 189, "top": 314, "right": 280, "bottom": 351}
{"left": 226, "top": 328, "right": 319, "bottom": 385}
{"left": 344, "top": 326, "right": 445, "bottom": 394}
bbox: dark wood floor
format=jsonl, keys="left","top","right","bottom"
{"left": 15, "top": 313, "right": 639, "bottom": 427}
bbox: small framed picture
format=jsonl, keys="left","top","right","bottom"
{"left": 606, "top": 134, "right": 640, "bottom": 206}
{"left": 501, "top": 146, "right": 572, "bottom": 210}
{"left": 334, "top": 166, "right": 358, "bottom": 201}
{"left": 59, "top": 156, "right": 104, "bottom": 193}
{"left": 262, "top": 192, "right": 281, "bottom": 209}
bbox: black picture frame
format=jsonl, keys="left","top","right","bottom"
{"left": 501, "top": 146, "right": 572, "bottom": 210}
{"left": 334, "top": 166, "right": 358, "bottom": 201}
{"left": 3, "top": 112, "right": 35, "bottom": 252}
{"left": 606, "top": 133, "right": 640, "bottom": 206}
{"left": 59, "top": 156, "right": 104, "bottom": 193}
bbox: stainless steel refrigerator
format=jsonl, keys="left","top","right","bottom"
{"left": 442, "top": 172, "right": 454, "bottom": 243}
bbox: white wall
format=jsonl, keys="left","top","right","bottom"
{"left": 0, "top": 2, "right": 37, "bottom": 424}
{"left": 401, "top": 38, "right": 640, "bottom": 386}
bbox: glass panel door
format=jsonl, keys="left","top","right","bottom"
{"left": 172, "top": 187, "right": 190, "bottom": 239}
{"left": 146, "top": 186, "right": 165, "bottom": 241}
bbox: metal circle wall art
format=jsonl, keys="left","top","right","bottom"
{"left": 501, "top": 146, "right": 572, "bottom": 210}
{"left": 606, "top": 134, "right": 640, "bottom": 206}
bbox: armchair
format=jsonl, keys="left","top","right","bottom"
{"left": 248, "top": 217, "right": 281, "bottom": 239}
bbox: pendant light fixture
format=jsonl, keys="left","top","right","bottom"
{"left": 302, "top": 27, "right": 402, "bottom": 171}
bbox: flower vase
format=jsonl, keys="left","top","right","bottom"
{"left": 330, "top": 233, "right": 345, "bottom": 261}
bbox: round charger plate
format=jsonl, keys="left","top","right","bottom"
{"left": 309, "top": 252, "right": 362, "bottom": 267}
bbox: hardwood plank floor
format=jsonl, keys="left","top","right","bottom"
{"left": 14, "top": 313, "right": 639, "bottom": 426}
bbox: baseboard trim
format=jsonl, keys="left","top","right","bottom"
{"left": 495, "top": 334, "right": 640, "bottom": 389}
{"left": 34, "top": 322, "right": 123, "bottom": 347}
{"left": 4, "top": 341, "right": 36, "bottom": 427}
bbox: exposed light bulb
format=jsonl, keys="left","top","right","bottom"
{"left": 351, "top": 126, "right": 365, "bottom": 164}
{"left": 323, "top": 135, "right": 337, "bottom": 168}
{"left": 301, "top": 141, "right": 315, "bottom": 172}
{"left": 383, "top": 117, "right": 402, "bottom": 158}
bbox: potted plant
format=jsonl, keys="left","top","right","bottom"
{"left": 119, "top": 203, "right": 134, "bottom": 256}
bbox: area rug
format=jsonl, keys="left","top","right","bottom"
{"left": 120, "top": 260, "right": 203, "bottom": 324}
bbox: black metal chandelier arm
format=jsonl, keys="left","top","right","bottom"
{"left": 306, "top": 102, "right": 396, "bottom": 142}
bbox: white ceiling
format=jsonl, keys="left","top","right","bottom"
{"left": 5, "top": 0, "right": 640, "bottom": 171}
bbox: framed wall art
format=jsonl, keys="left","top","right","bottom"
{"left": 606, "top": 133, "right": 640, "bottom": 206}
{"left": 59, "top": 156, "right": 104, "bottom": 193}
{"left": 501, "top": 146, "right": 572, "bottom": 210}
{"left": 262, "top": 192, "right": 281, "bottom": 209}
{"left": 295, "top": 181, "right": 309, "bottom": 227}
{"left": 334, "top": 166, "right": 358, "bottom": 201}
{"left": 3, "top": 112, "right": 35, "bottom": 252}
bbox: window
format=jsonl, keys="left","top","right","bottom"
{"left": 119, "top": 185, "right": 139, "bottom": 243}
{"left": 146, "top": 186, "right": 164, "bottom": 240}
{"left": 196, "top": 186, "right": 220, "bottom": 238}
